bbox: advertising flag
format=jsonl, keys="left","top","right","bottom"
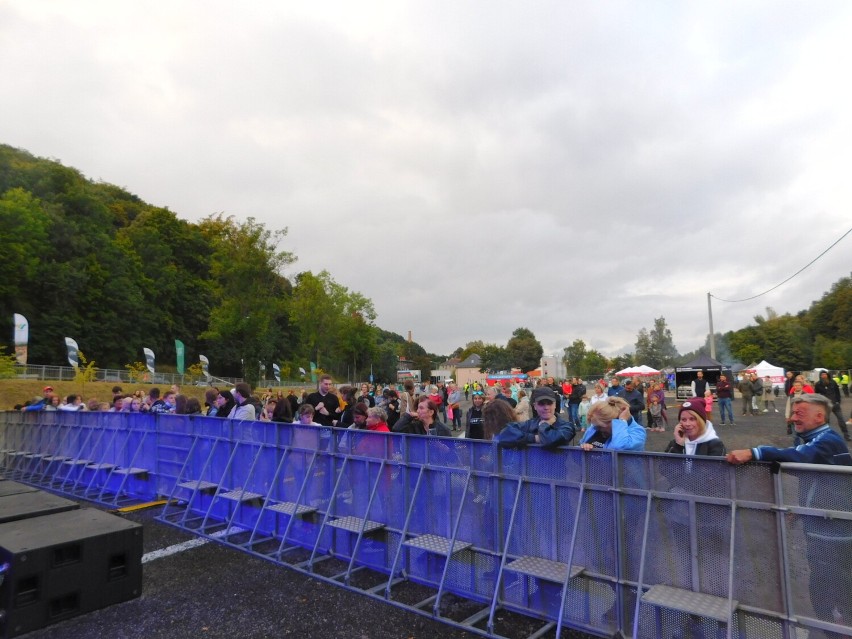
{"left": 13, "top": 313, "right": 28, "bottom": 365}
{"left": 273, "top": 363, "right": 281, "bottom": 383}
{"left": 143, "top": 348, "right": 156, "bottom": 374}
{"left": 199, "top": 354, "right": 210, "bottom": 380}
{"left": 309, "top": 361, "right": 317, "bottom": 383}
{"left": 259, "top": 361, "right": 266, "bottom": 378}
{"left": 175, "top": 340, "right": 185, "bottom": 374}
{"left": 65, "top": 337, "right": 79, "bottom": 368}
{"left": 298, "top": 366, "right": 306, "bottom": 376}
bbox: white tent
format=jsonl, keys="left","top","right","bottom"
{"left": 615, "top": 365, "right": 661, "bottom": 377}
{"left": 745, "top": 360, "right": 785, "bottom": 387}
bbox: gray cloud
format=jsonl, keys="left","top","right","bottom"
{"left": 1, "top": 1, "right": 850, "bottom": 359}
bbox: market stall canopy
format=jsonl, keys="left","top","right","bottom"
{"left": 615, "top": 365, "right": 661, "bottom": 377}
{"left": 677, "top": 354, "right": 724, "bottom": 371}
{"left": 744, "top": 360, "right": 785, "bottom": 386}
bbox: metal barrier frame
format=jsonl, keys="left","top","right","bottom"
{"left": 1, "top": 411, "right": 850, "bottom": 639}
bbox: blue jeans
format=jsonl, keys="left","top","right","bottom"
{"left": 718, "top": 398, "right": 733, "bottom": 423}
{"left": 568, "top": 403, "right": 580, "bottom": 426}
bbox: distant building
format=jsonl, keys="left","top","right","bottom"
{"left": 452, "top": 354, "right": 486, "bottom": 389}
{"left": 540, "top": 355, "right": 566, "bottom": 380}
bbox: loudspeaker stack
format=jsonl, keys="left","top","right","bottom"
{"left": 0, "top": 480, "right": 142, "bottom": 638}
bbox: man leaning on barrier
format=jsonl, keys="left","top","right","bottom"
{"left": 494, "top": 387, "right": 575, "bottom": 447}
{"left": 725, "top": 394, "right": 852, "bottom": 467}
{"left": 726, "top": 393, "right": 851, "bottom": 638}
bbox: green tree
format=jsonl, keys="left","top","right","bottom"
{"left": 610, "top": 353, "right": 634, "bottom": 373}
{"left": 579, "top": 350, "right": 609, "bottom": 379}
{"left": 635, "top": 317, "right": 678, "bottom": 369}
{"left": 506, "top": 327, "right": 543, "bottom": 373}
{"left": 563, "top": 339, "right": 587, "bottom": 374}
{"left": 200, "top": 215, "right": 295, "bottom": 382}
{"left": 480, "top": 343, "right": 511, "bottom": 373}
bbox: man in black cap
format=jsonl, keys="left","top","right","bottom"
{"left": 494, "top": 387, "right": 575, "bottom": 448}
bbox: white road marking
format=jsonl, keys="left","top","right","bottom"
{"left": 142, "top": 527, "right": 246, "bottom": 564}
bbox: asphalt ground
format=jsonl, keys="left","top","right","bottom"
{"left": 13, "top": 392, "right": 852, "bottom": 639}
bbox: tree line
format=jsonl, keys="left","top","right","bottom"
{"left": 2, "top": 144, "right": 848, "bottom": 382}
{"left": 0, "top": 144, "right": 437, "bottom": 383}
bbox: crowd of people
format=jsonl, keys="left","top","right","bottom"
{"left": 13, "top": 371, "right": 852, "bottom": 447}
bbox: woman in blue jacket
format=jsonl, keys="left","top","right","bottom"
{"left": 579, "top": 396, "right": 647, "bottom": 451}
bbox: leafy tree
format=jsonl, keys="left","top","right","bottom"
{"left": 563, "top": 339, "right": 587, "bottom": 374}
{"left": 200, "top": 215, "right": 295, "bottom": 381}
{"left": 634, "top": 329, "right": 651, "bottom": 364}
{"left": 579, "top": 350, "right": 609, "bottom": 379}
{"left": 812, "top": 335, "right": 852, "bottom": 369}
{"left": 610, "top": 353, "right": 634, "bottom": 373}
{"left": 807, "top": 277, "right": 852, "bottom": 342}
{"left": 506, "top": 327, "right": 543, "bottom": 373}
{"left": 635, "top": 317, "right": 678, "bottom": 369}
{"left": 0, "top": 345, "right": 17, "bottom": 379}
{"left": 480, "top": 343, "right": 511, "bottom": 373}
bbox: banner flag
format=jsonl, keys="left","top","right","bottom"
{"left": 175, "top": 340, "right": 185, "bottom": 374}
{"left": 13, "top": 313, "right": 28, "bottom": 365}
{"left": 273, "top": 363, "right": 281, "bottom": 383}
{"left": 310, "top": 361, "right": 317, "bottom": 383}
{"left": 64, "top": 337, "right": 79, "bottom": 368}
{"left": 143, "top": 348, "right": 156, "bottom": 374}
{"left": 298, "top": 366, "right": 306, "bottom": 376}
{"left": 259, "top": 361, "right": 266, "bottom": 376}
{"left": 199, "top": 355, "right": 210, "bottom": 380}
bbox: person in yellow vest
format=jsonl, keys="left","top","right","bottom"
{"left": 840, "top": 371, "right": 850, "bottom": 398}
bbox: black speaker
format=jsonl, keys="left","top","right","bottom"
{"left": 0, "top": 490, "right": 79, "bottom": 525}
{"left": 0, "top": 508, "right": 143, "bottom": 638}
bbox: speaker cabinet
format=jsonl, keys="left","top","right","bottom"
{"left": 0, "top": 508, "right": 143, "bottom": 638}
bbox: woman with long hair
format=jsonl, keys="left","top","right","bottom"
{"left": 393, "top": 397, "right": 452, "bottom": 437}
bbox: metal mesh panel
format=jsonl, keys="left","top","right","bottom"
{"left": 571, "top": 489, "right": 617, "bottom": 579}
{"left": 507, "top": 482, "right": 553, "bottom": 559}
{"left": 619, "top": 493, "right": 650, "bottom": 583}
{"left": 784, "top": 511, "right": 852, "bottom": 629}
{"left": 445, "top": 548, "right": 496, "bottom": 599}
{"left": 456, "top": 473, "right": 499, "bottom": 552}
{"left": 653, "top": 454, "right": 733, "bottom": 499}
{"left": 620, "top": 452, "right": 652, "bottom": 490}
{"left": 733, "top": 461, "right": 775, "bottom": 504}
{"left": 561, "top": 576, "right": 618, "bottom": 635}
{"left": 733, "top": 506, "right": 784, "bottom": 612}
{"left": 780, "top": 466, "right": 852, "bottom": 511}
{"left": 526, "top": 446, "right": 572, "bottom": 482}
{"left": 637, "top": 497, "right": 694, "bottom": 591}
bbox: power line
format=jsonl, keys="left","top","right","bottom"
{"left": 711, "top": 226, "right": 852, "bottom": 303}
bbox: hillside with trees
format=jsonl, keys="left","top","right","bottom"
{"left": 0, "top": 144, "right": 441, "bottom": 383}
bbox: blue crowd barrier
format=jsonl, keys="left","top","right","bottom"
{"left": 1, "top": 410, "right": 850, "bottom": 639}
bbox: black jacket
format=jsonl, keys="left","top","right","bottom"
{"left": 664, "top": 438, "right": 726, "bottom": 456}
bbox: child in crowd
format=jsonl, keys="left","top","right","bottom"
{"left": 578, "top": 394, "right": 591, "bottom": 432}
{"left": 648, "top": 395, "right": 665, "bottom": 432}
{"left": 704, "top": 389, "right": 714, "bottom": 422}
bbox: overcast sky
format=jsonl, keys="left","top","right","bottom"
{"left": 2, "top": 1, "right": 851, "bottom": 359}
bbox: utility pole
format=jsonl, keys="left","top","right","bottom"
{"left": 707, "top": 293, "right": 716, "bottom": 360}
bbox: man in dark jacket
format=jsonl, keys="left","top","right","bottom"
{"left": 567, "top": 377, "right": 586, "bottom": 428}
{"left": 623, "top": 380, "right": 646, "bottom": 426}
{"left": 495, "top": 387, "right": 575, "bottom": 448}
{"left": 715, "top": 373, "right": 734, "bottom": 425}
{"left": 815, "top": 371, "right": 850, "bottom": 440}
